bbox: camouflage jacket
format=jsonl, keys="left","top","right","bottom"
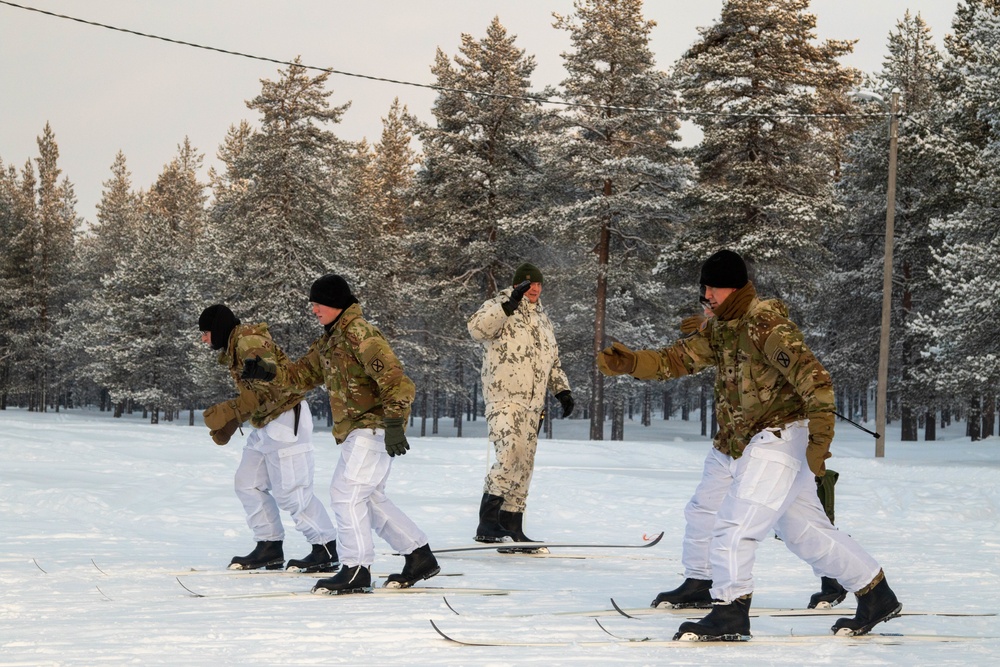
{"left": 468, "top": 287, "right": 571, "bottom": 413}
{"left": 635, "top": 293, "right": 835, "bottom": 463}
{"left": 218, "top": 323, "right": 304, "bottom": 428}
{"left": 278, "top": 303, "right": 415, "bottom": 444}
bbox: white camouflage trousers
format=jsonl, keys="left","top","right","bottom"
{"left": 329, "top": 428, "right": 427, "bottom": 568}
{"left": 483, "top": 401, "right": 541, "bottom": 512}
{"left": 234, "top": 402, "right": 338, "bottom": 545}
{"left": 680, "top": 421, "right": 882, "bottom": 602}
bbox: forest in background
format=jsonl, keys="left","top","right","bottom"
{"left": 3, "top": 0, "right": 999, "bottom": 442}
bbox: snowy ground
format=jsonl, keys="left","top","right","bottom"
{"left": 2, "top": 406, "right": 999, "bottom": 666}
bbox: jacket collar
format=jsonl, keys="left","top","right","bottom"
{"left": 714, "top": 281, "right": 757, "bottom": 321}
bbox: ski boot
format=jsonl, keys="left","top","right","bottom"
{"left": 383, "top": 544, "right": 441, "bottom": 588}
{"left": 809, "top": 576, "right": 847, "bottom": 609}
{"left": 228, "top": 540, "right": 283, "bottom": 570}
{"left": 831, "top": 571, "right": 902, "bottom": 636}
{"left": 286, "top": 540, "right": 339, "bottom": 573}
{"left": 312, "top": 564, "right": 373, "bottom": 595}
{"left": 651, "top": 578, "right": 713, "bottom": 609}
{"left": 474, "top": 493, "right": 514, "bottom": 543}
{"left": 497, "top": 510, "right": 546, "bottom": 554}
{"left": 674, "top": 594, "right": 752, "bottom": 642}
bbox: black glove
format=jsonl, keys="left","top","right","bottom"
{"left": 501, "top": 280, "right": 532, "bottom": 316}
{"left": 556, "top": 390, "right": 574, "bottom": 418}
{"left": 241, "top": 355, "right": 276, "bottom": 382}
{"left": 383, "top": 417, "right": 410, "bottom": 457}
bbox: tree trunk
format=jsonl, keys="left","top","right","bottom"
{"left": 967, "top": 396, "right": 981, "bottom": 442}
{"left": 589, "top": 182, "right": 613, "bottom": 441}
{"left": 900, "top": 404, "right": 917, "bottom": 441}
{"left": 699, "top": 383, "right": 707, "bottom": 437}
{"left": 982, "top": 395, "right": 995, "bottom": 438}
{"left": 663, "top": 390, "right": 671, "bottom": 420}
{"left": 924, "top": 409, "right": 936, "bottom": 441}
{"left": 611, "top": 395, "right": 624, "bottom": 441}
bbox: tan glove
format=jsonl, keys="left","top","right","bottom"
{"left": 209, "top": 418, "right": 240, "bottom": 446}
{"left": 203, "top": 389, "right": 259, "bottom": 430}
{"left": 597, "top": 342, "right": 637, "bottom": 376}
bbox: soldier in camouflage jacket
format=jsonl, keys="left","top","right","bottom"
{"left": 598, "top": 250, "right": 901, "bottom": 641}
{"left": 198, "top": 304, "right": 338, "bottom": 573}
{"left": 468, "top": 263, "right": 573, "bottom": 544}
{"left": 263, "top": 275, "right": 438, "bottom": 594}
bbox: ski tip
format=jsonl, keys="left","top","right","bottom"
{"left": 642, "top": 531, "right": 665, "bottom": 547}
{"left": 443, "top": 596, "right": 460, "bottom": 616}
{"left": 611, "top": 597, "right": 638, "bottom": 619}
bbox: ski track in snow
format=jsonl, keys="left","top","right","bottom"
{"left": 2, "top": 408, "right": 1000, "bottom": 665}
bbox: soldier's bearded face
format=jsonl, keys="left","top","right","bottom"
{"left": 704, "top": 285, "right": 736, "bottom": 310}
{"left": 525, "top": 282, "right": 542, "bottom": 303}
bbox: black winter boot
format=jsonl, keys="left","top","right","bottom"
{"left": 312, "top": 564, "right": 373, "bottom": 595}
{"left": 383, "top": 544, "right": 441, "bottom": 588}
{"left": 809, "top": 576, "right": 848, "bottom": 609}
{"left": 286, "top": 541, "right": 339, "bottom": 573}
{"left": 475, "top": 493, "right": 513, "bottom": 543}
{"left": 673, "top": 595, "right": 752, "bottom": 642}
{"left": 496, "top": 510, "right": 548, "bottom": 553}
{"left": 228, "top": 540, "right": 283, "bottom": 570}
{"left": 499, "top": 510, "right": 537, "bottom": 542}
{"left": 831, "top": 572, "right": 901, "bottom": 636}
{"left": 651, "top": 578, "right": 714, "bottom": 609}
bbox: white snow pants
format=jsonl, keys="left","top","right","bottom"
{"left": 680, "top": 421, "right": 881, "bottom": 602}
{"left": 234, "top": 402, "right": 337, "bottom": 545}
{"left": 329, "top": 428, "right": 427, "bottom": 568}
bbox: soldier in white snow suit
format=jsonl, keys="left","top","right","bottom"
{"left": 250, "top": 275, "right": 439, "bottom": 594}
{"left": 468, "top": 263, "right": 574, "bottom": 544}
{"left": 199, "top": 304, "right": 338, "bottom": 572}
{"left": 598, "top": 250, "right": 901, "bottom": 641}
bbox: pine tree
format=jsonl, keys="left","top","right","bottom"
{"left": 551, "top": 0, "right": 691, "bottom": 439}
{"left": 200, "top": 59, "right": 354, "bottom": 359}
{"left": 912, "top": 2, "right": 1000, "bottom": 439}
{"left": 667, "top": 0, "right": 859, "bottom": 299}
{"left": 0, "top": 125, "right": 79, "bottom": 410}
{"left": 406, "top": 17, "right": 547, "bottom": 420}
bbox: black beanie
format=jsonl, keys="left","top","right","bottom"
{"left": 309, "top": 274, "right": 358, "bottom": 309}
{"left": 199, "top": 304, "right": 240, "bottom": 351}
{"left": 699, "top": 249, "right": 748, "bottom": 288}
{"left": 512, "top": 262, "right": 543, "bottom": 285}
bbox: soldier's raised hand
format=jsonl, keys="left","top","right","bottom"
{"left": 502, "top": 280, "right": 532, "bottom": 316}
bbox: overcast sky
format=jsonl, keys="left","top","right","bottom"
{"left": 0, "top": 0, "right": 964, "bottom": 224}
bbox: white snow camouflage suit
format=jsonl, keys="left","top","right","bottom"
{"left": 468, "top": 287, "right": 571, "bottom": 512}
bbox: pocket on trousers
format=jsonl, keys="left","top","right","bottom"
{"left": 735, "top": 446, "right": 801, "bottom": 511}
{"left": 265, "top": 414, "right": 298, "bottom": 443}
{"left": 277, "top": 442, "right": 314, "bottom": 490}
{"left": 344, "top": 434, "right": 389, "bottom": 486}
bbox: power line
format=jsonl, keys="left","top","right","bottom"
{"left": 1, "top": 0, "right": 887, "bottom": 122}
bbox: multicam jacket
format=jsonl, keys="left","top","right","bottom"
{"left": 219, "top": 323, "right": 305, "bottom": 428}
{"left": 279, "top": 303, "right": 415, "bottom": 444}
{"left": 468, "top": 287, "right": 571, "bottom": 413}
{"left": 635, "top": 290, "right": 835, "bottom": 467}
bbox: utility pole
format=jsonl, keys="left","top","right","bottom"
{"left": 875, "top": 90, "right": 900, "bottom": 458}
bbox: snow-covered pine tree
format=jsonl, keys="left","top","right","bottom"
{"left": 824, "top": 12, "right": 962, "bottom": 440}
{"left": 666, "top": 0, "right": 858, "bottom": 301}
{"left": 86, "top": 142, "right": 207, "bottom": 422}
{"left": 912, "top": 2, "right": 1000, "bottom": 440}
{"left": 0, "top": 125, "right": 79, "bottom": 411}
{"left": 405, "top": 17, "right": 547, "bottom": 424}
{"left": 199, "top": 59, "right": 355, "bottom": 361}
{"left": 550, "top": 0, "right": 691, "bottom": 439}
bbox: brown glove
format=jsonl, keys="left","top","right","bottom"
{"left": 209, "top": 418, "right": 240, "bottom": 446}
{"left": 203, "top": 389, "right": 259, "bottom": 430}
{"left": 597, "top": 342, "right": 637, "bottom": 376}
